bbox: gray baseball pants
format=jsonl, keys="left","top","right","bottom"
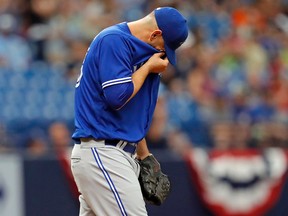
{"left": 70, "top": 139, "right": 148, "bottom": 216}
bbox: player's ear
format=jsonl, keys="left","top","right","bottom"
{"left": 149, "top": 30, "right": 162, "bottom": 41}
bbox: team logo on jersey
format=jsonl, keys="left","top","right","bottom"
{"left": 133, "top": 61, "right": 146, "bottom": 73}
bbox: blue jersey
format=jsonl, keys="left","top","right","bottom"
{"left": 72, "top": 22, "right": 161, "bottom": 143}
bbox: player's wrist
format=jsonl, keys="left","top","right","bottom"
{"left": 137, "top": 153, "right": 152, "bottom": 160}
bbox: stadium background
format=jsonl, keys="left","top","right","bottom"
{"left": 1, "top": 0, "right": 288, "bottom": 215}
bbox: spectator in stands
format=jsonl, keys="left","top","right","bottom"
{"left": 210, "top": 121, "right": 233, "bottom": 150}
{"left": 48, "top": 121, "right": 72, "bottom": 156}
{"left": 25, "top": 136, "right": 48, "bottom": 156}
{"left": 0, "top": 13, "right": 32, "bottom": 72}
{"left": 47, "top": 121, "right": 80, "bottom": 199}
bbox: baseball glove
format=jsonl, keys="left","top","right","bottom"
{"left": 138, "top": 154, "right": 171, "bottom": 205}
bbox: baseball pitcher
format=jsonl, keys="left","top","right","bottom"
{"left": 70, "top": 7, "right": 188, "bottom": 216}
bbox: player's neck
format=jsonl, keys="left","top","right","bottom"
{"left": 127, "top": 20, "right": 155, "bottom": 44}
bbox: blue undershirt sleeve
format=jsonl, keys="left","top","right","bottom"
{"left": 103, "top": 82, "right": 134, "bottom": 110}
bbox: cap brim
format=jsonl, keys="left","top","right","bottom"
{"left": 165, "top": 44, "right": 176, "bottom": 66}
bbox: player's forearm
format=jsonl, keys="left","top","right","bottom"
{"left": 136, "top": 138, "right": 151, "bottom": 160}
{"left": 117, "top": 64, "right": 150, "bottom": 109}
{"left": 130, "top": 64, "right": 150, "bottom": 98}
{"left": 119, "top": 53, "right": 167, "bottom": 108}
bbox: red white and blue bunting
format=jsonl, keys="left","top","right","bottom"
{"left": 185, "top": 148, "right": 288, "bottom": 216}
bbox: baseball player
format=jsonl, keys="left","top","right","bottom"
{"left": 70, "top": 7, "right": 188, "bottom": 216}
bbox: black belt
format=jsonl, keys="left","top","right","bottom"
{"left": 75, "top": 138, "right": 137, "bottom": 154}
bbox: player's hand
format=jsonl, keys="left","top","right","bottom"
{"left": 145, "top": 52, "right": 169, "bottom": 73}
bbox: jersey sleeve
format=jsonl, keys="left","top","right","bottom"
{"left": 103, "top": 82, "right": 134, "bottom": 110}
{"left": 98, "top": 34, "right": 133, "bottom": 88}
{"left": 97, "top": 34, "right": 134, "bottom": 109}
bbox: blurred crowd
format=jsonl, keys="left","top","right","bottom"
{"left": 1, "top": 0, "right": 288, "bottom": 156}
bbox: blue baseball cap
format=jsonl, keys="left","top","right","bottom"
{"left": 154, "top": 7, "right": 188, "bottom": 66}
